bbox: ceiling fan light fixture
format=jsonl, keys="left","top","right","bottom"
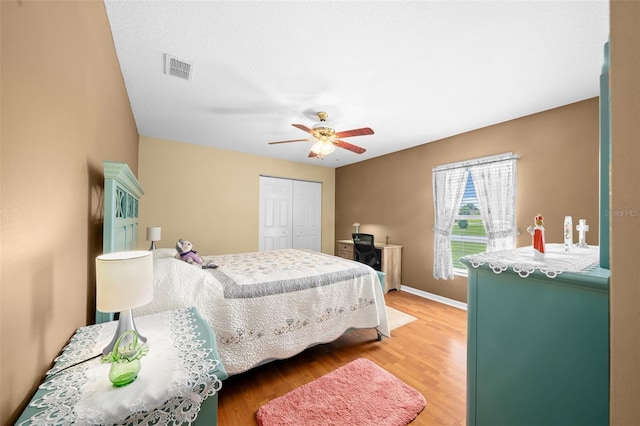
{"left": 310, "top": 140, "right": 335, "bottom": 158}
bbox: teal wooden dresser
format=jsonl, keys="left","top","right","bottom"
{"left": 462, "top": 244, "right": 609, "bottom": 426}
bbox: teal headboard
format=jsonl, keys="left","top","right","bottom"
{"left": 96, "top": 161, "right": 145, "bottom": 324}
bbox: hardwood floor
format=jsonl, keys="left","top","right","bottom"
{"left": 217, "top": 290, "right": 468, "bottom": 425}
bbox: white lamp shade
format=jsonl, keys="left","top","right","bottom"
{"left": 96, "top": 251, "right": 154, "bottom": 313}
{"left": 146, "top": 226, "right": 161, "bottom": 241}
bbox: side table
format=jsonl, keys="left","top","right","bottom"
{"left": 16, "top": 307, "right": 227, "bottom": 425}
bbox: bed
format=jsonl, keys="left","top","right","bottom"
{"left": 136, "top": 248, "right": 389, "bottom": 375}
{"left": 98, "top": 161, "right": 390, "bottom": 376}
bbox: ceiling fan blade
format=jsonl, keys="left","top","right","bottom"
{"left": 308, "top": 151, "right": 319, "bottom": 158}
{"left": 335, "top": 140, "right": 366, "bottom": 154}
{"left": 334, "top": 127, "right": 374, "bottom": 139}
{"left": 268, "top": 139, "right": 310, "bottom": 145}
{"left": 292, "top": 124, "right": 314, "bottom": 134}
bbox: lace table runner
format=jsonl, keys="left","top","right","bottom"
{"left": 19, "top": 307, "right": 224, "bottom": 426}
{"left": 462, "top": 243, "right": 600, "bottom": 278}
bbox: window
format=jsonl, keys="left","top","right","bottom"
{"left": 451, "top": 174, "right": 487, "bottom": 273}
{"left": 433, "top": 153, "right": 518, "bottom": 280}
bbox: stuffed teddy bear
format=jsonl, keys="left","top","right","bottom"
{"left": 175, "top": 239, "right": 218, "bottom": 269}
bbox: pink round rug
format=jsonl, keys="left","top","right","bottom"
{"left": 255, "top": 358, "right": 426, "bottom": 425}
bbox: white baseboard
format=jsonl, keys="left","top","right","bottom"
{"left": 399, "top": 285, "right": 467, "bottom": 311}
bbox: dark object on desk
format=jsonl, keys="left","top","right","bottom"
{"left": 352, "top": 233, "right": 381, "bottom": 271}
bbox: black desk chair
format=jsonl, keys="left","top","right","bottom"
{"left": 352, "top": 233, "right": 381, "bottom": 271}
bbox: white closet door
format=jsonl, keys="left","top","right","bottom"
{"left": 259, "top": 176, "right": 293, "bottom": 251}
{"left": 292, "top": 180, "right": 322, "bottom": 251}
{"left": 259, "top": 176, "right": 322, "bottom": 252}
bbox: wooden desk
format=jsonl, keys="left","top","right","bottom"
{"left": 336, "top": 239, "right": 402, "bottom": 293}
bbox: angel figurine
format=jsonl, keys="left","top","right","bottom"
{"left": 527, "top": 213, "right": 546, "bottom": 260}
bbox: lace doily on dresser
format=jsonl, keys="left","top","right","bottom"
{"left": 462, "top": 243, "right": 600, "bottom": 278}
{"left": 20, "top": 307, "right": 223, "bottom": 426}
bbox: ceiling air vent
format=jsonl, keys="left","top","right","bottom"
{"left": 164, "top": 53, "right": 193, "bottom": 81}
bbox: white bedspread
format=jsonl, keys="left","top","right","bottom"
{"left": 134, "top": 249, "right": 389, "bottom": 376}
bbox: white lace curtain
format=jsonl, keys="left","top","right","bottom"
{"left": 433, "top": 153, "right": 518, "bottom": 280}
{"left": 470, "top": 158, "right": 517, "bottom": 252}
{"left": 433, "top": 167, "right": 469, "bottom": 280}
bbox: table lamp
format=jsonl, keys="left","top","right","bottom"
{"left": 96, "top": 251, "right": 154, "bottom": 355}
{"left": 353, "top": 223, "right": 360, "bottom": 234}
{"left": 146, "top": 226, "right": 161, "bottom": 250}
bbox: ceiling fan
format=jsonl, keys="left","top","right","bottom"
{"left": 268, "top": 112, "right": 374, "bottom": 159}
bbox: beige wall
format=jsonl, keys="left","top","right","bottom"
{"left": 138, "top": 137, "right": 335, "bottom": 255}
{"left": 610, "top": 1, "right": 640, "bottom": 423}
{"left": 0, "top": 1, "right": 139, "bottom": 423}
{"left": 336, "top": 98, "right": 600, "bottom": 303}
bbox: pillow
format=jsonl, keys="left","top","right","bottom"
{"left": 152, "top": 248, "right": 178, "bottom": 259}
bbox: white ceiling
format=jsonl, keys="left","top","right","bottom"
{"left": 104, "top": 0, "right": 609, "bottom": 168}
